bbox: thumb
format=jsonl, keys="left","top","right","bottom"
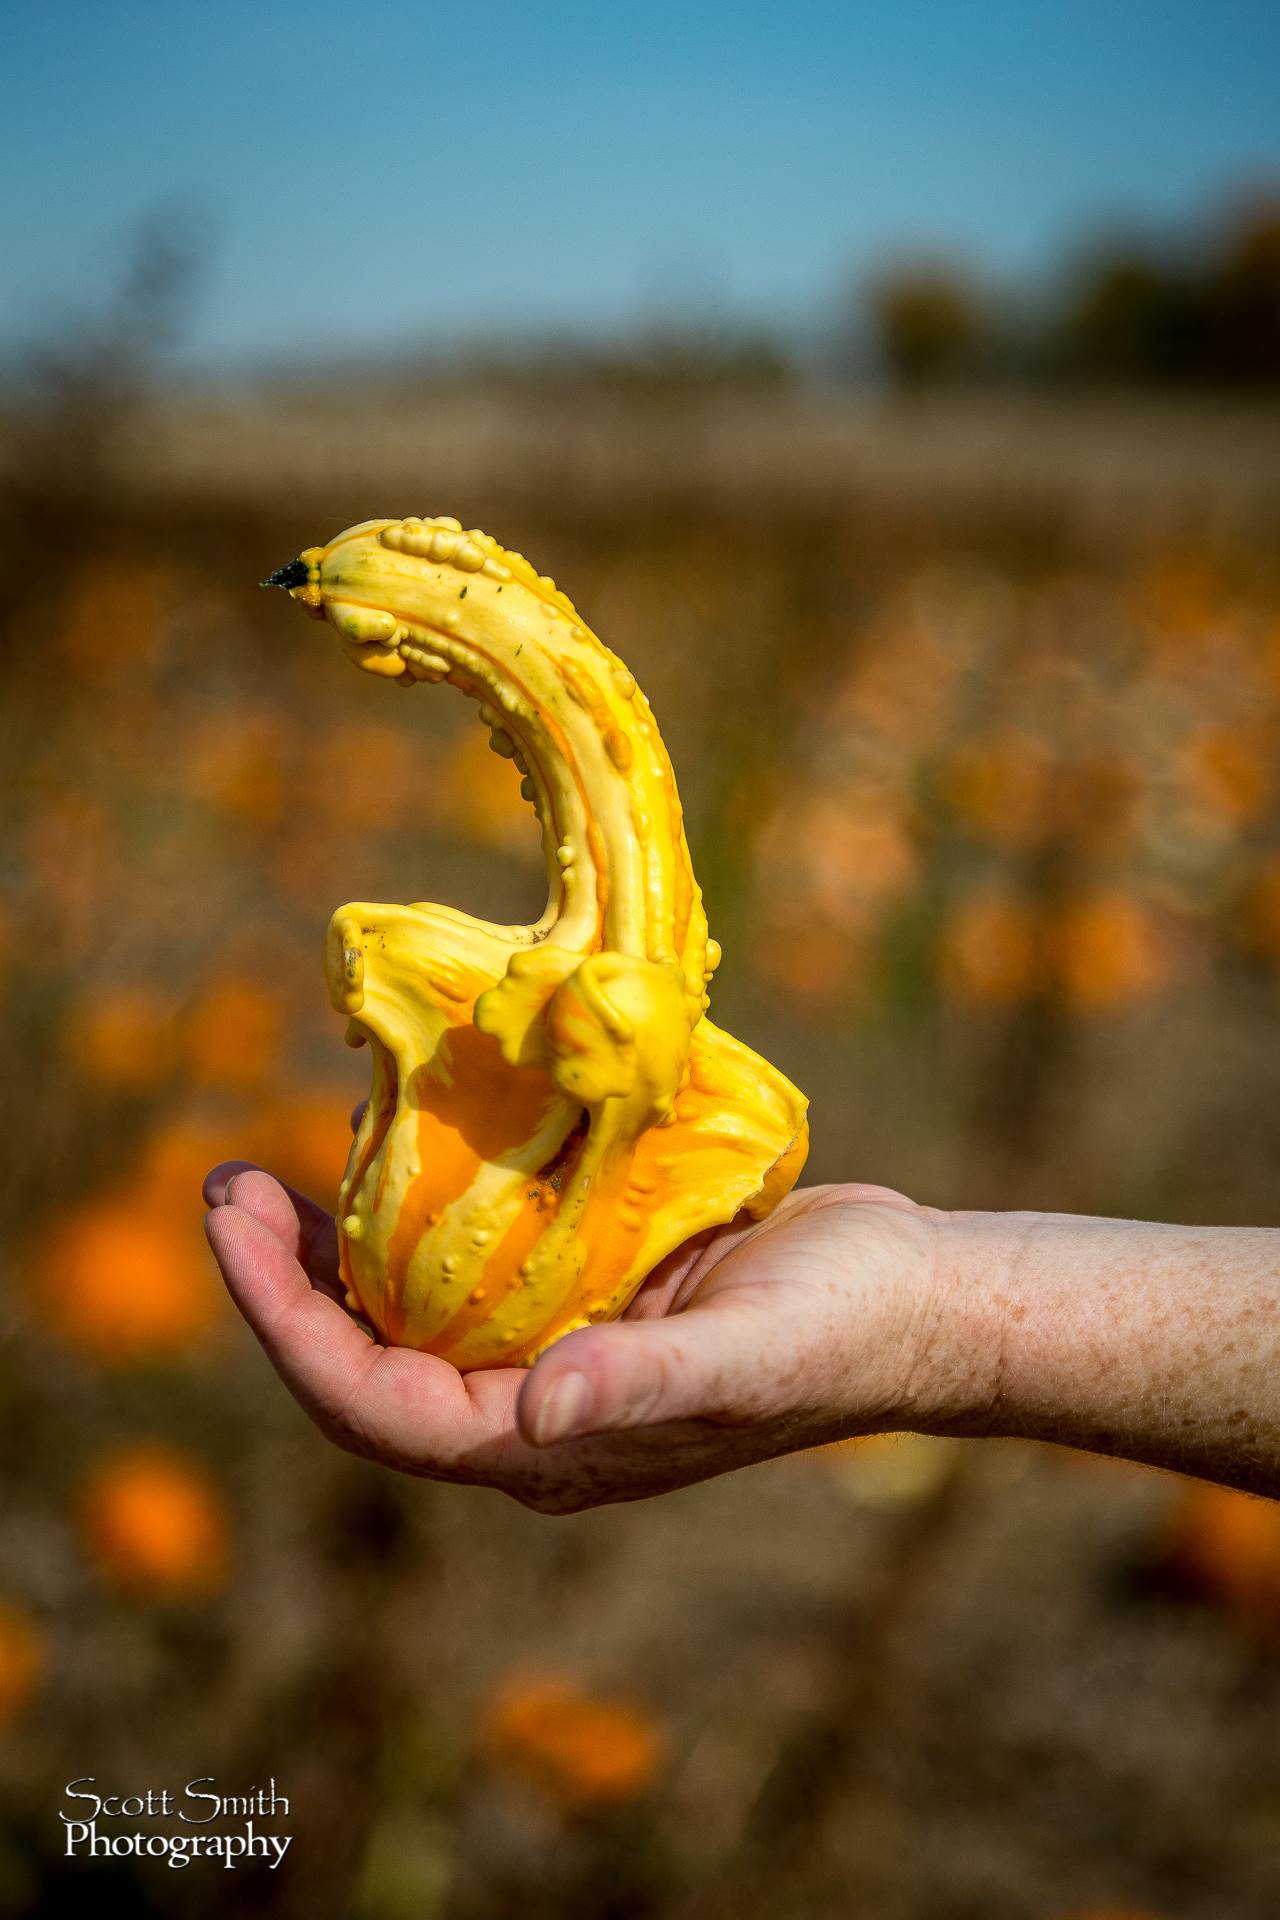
{"left": 516, "top": 1304, "right": 763, "bottom": 1448}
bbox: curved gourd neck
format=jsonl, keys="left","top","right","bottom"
{"left": 311, "top": 519, "right": 711, "bottom": 1006}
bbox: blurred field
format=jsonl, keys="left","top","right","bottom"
{"left": 4, "top": 375, "right": 1280, "bottom": 1919}
{"left": 84, "top": 383, "right": 1280, "bottom": 521}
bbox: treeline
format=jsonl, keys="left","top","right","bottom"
{"left": 862, "top": 195, "right": 1280, "bottom": 391}
{"left": 411, "top": 193, "right": 1280, "bottom": 398}
{"left": 401, "top": 193, "right": 1280, "bottom": 398}
{"left": 5, "top": 190, "right": 1277, "bottom": 411}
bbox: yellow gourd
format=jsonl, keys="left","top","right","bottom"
{"left": 267, "top": 517, "right": 808, "bottom": 1368}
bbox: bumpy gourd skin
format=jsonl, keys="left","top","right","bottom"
{"left": 273, "top": 517, "right": 809, "bottom": 1369}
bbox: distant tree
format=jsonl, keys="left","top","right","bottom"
{"left": 4, "top": 204, "right": 204, "bottom": 505}
{"left": 847, "top": 188, "right": 1280, "bottom": 393}
{"left": 1033, "top": 196, "right": 1280, "bottom": 389}
{"left": 1201, "top": 200, "right": 1280, "bottom": 385}
{"left": 1051, "top": 242, "right": 1198, "bottom": 384}
{"left": 865, "top": 263, "right": 991, "bottom": 390}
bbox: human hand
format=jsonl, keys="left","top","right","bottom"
{"left": 203, "top": 1159, "right": 978, "bottom": 1513}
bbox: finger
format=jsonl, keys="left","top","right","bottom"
{"left": 205, "top": 1204, "right": 383, "bottom": 1429}
{"left": 516, "top": 1298, "right": 769, "bottom": 1448}
{"left": 203, "top": 1159, "right": 259, "bottom": 1207}
{"left": 207, "top": 1203, "right": 542, "bottom": 1473}
{"left": 204, "top": 1162, "right": 342, "bottom": 1299}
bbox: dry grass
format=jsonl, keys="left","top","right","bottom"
{"left": 77, "top": 385, "right": 1280, "bottom": 526}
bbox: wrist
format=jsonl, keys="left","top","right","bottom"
{"left": 907, "top": 1207, "right": 1046, "bottom": 1440}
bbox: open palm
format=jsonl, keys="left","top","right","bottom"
{"left": 203, "top": 1157, "right": 945, "bottom": 1512}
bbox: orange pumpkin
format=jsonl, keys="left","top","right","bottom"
{"left": 482, "top": 1673, "right": 664, "bottom": 1812}
{"left": 40, "top": 1195, "right": 221, "bottom": 1362}
{"left": 1164, "top": 1479, "right": 1280, "bottom": 1632}
{"left": 81, "top": 1447, "right": 230, "bottom": 1596}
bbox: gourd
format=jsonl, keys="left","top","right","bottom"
{"left": 267, "top": 517, "right": 809, "bottom": 1369}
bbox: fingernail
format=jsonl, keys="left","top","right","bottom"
{"left": 532, "top": 1370, "right": 591, "bottom": 1446}
{"left": 223, "top": 1175, "right": 240, "bottom": 1206}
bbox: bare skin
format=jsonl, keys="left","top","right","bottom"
{"left": 203, "top": 1158, "right": 1280, "bottom": 1513}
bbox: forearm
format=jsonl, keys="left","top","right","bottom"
{"left": 936, "top": 1210, "right": 1280, "bottom": 1495}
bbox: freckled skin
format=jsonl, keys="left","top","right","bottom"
{"left": 944, "top": 1211, "right": 1280, "bottom": 1495}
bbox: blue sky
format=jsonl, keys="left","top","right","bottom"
{"left": 3, "top": 0, "right": 1278, "bottom": 364}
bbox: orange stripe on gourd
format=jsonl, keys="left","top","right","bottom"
{"left": 428, "top": 1182, "right": 566, "bottom": 1360}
